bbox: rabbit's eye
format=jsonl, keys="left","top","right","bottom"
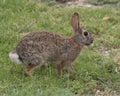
{"left": 84, "top": 31, "right": 88, "bottom": 36}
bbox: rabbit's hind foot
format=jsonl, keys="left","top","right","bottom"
{"left": 24, "top": 64, "right": 41, "bottom": 76}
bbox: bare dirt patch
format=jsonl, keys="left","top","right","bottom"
{"left": 95, "top": 88, "right": 120, "bottom": 96}
{"left": 65, "top": 0, "right": 102, "bottom": 8}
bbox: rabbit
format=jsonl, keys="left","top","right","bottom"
{"left": 9, "top": 12, "right": 93, "bottom": 77}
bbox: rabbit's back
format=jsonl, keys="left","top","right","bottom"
{"left": 16, "top": 32, "right": 62, "bottom": 65}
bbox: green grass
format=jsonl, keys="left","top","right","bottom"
{"left": 0, "top": 0, "right": 120, "bottom": 96}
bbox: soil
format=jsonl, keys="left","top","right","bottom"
{"left": 65, "top": 0, "right": 102, "bottom": 8}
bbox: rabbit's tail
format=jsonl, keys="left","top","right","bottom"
{"left": 9, "top": 50, "right": 23, "bottom": 65}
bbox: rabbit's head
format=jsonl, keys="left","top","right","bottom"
{"left": 71, "top": 12, "right": 93, "bottom": 46}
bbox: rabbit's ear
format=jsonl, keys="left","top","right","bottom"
{"left": 71, "top": 12, "right": 80, "bottom": 32}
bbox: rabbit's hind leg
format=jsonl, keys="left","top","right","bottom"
{"left": 24, "top": 63, "right": 41, "bottom": 76}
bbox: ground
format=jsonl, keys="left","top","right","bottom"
{"left": 66, "top": 0, "right": 102, "bottom": 8}
{"left": 0, "top": 0, "right": 120, "bottom": 96}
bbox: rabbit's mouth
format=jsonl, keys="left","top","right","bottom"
{"left": 85, "top": 38, "right": 93, "bottom": 46}
{"left": 85, "top": 41, "right": 93, "bottom": 46}
{"left": 85, "top": 43, "right": 91, "bottom": 46}
{"left": 80, "top": 42, "right": 91, "bottom": 46}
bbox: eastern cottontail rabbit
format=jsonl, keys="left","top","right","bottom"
{"left": 9, "top": 12, "right": 93, "bottom": 77}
